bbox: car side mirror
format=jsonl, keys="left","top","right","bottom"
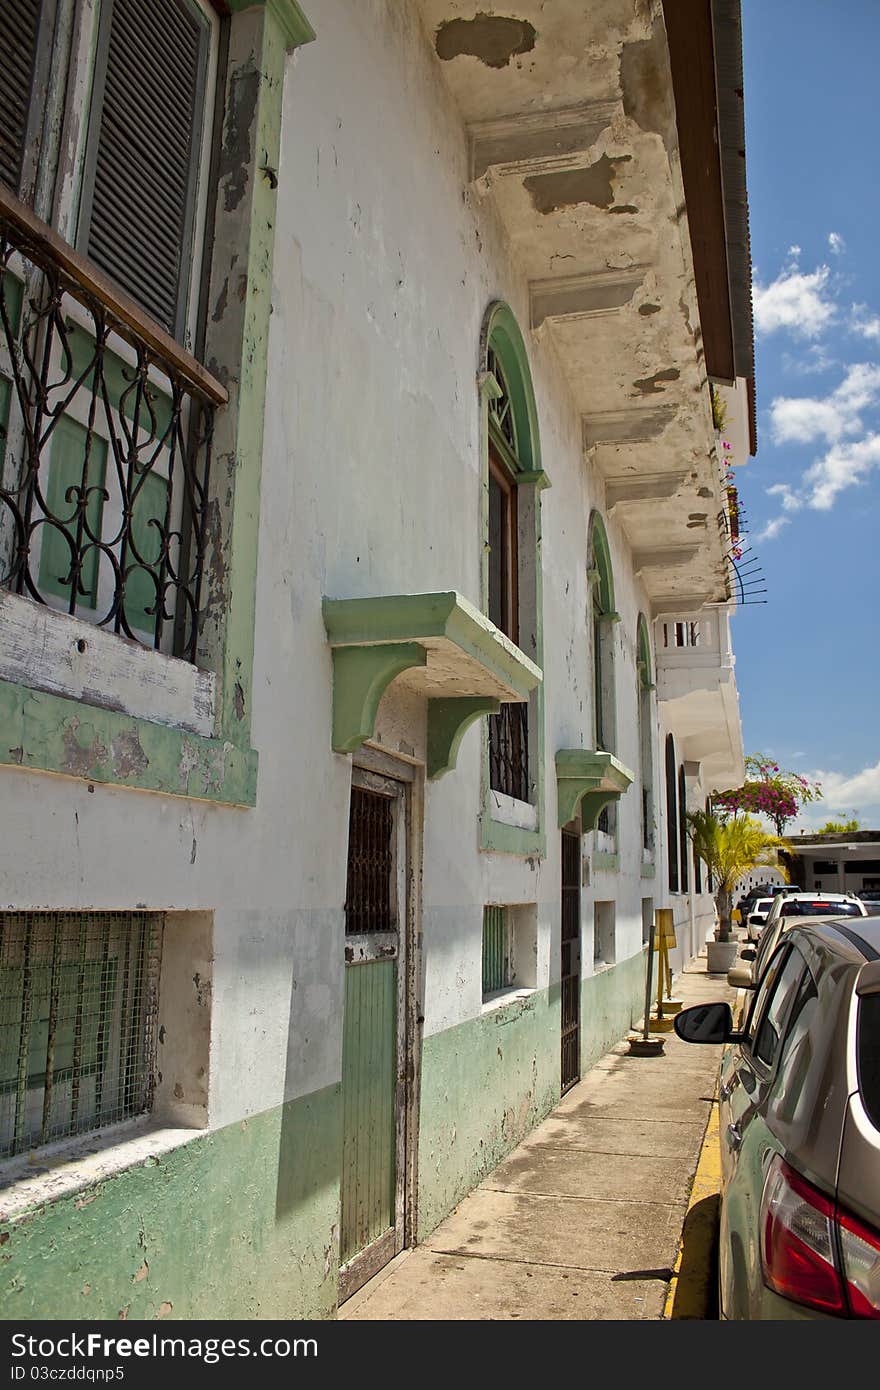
{"left": 740, "top": 948, "right": 756, "bottom": 961}
{"left": 673, "top": 1001, "right": 741, "bottom": 1045}
{"left": 727, "top": 966, "right": 756, "bottom": 990}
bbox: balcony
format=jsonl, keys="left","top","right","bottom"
{"left": 654, "top": 604, "right": 744, "bottom": 790}
{"left": 0, "top": 186, "right": 226, "bottom": 734}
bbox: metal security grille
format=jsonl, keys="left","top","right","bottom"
{"left": 0, "top": 0, "right": 42, "bottom": 194}
{"left": 345, "top": 788, "right": 394, "bottom": 934}
{"left": 489, "top": 701, "right": 529, "bottom": 802}
{"left": 0, "top": 911, "right": 163, "bottom": 1158}
{"left": 560, "top": 831, "right": 581, "bottom": 1093}
{"left": 482, "top": 906, "right": 510, "bottom": 997}
{"left": 0, "top": 196, "right": 220, "bottom": 661}
{"left": 486, "top": 344, "right": 516, "bottom": 452}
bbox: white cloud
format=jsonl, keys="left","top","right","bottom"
{"left": 793, "top": 760, "right": 880, "bottom": 829}
{"left": 828, "top": 232, "right": 846, "bottom": 255}
{"left": 787, "top": 244, "right": 802, "bottom": 258}
{"left": 769, "top": 362, "right": 880, "bottom": 445}
{"left": 781, "top": 343, "right": 837, "bottom": 376}
{"left": 852, "top": 304, "right": 880, "bottom": 341}
{"left": 766, "top": 483, "right": 803, "bottom": 512}
{"left": 803, "top": 431, "right": 880, "bottom": 510}
{"left": 753, "top": 515, "right": 790, "bottom": 543}
{"left": 753, "top": 263, "right": 836, "bottom": 339}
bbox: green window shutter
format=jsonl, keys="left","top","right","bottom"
{"left": 79, "top": 0, "right": 210, "bottom": 337}
{"left": 482, "top": 906, "right": 509, "bottom": 996}
{"left": 0, "top": 0, "right": 42, "bottom": 194}
{"left": 38, "top": 416, "right": 108, "bottom": 610}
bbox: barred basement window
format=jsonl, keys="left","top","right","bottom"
{"left": 0, "top": 911, "right": 163, "bottom": 1159}
{"left": 482, "top": 905, "right": 513, "bottom": 998}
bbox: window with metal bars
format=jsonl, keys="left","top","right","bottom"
{"left": 345, "top": 787, "right": 395, "bottom": 934}
{"left": 0, "top": 0, "right": 220, "bottom": 660}
{"left": 482, "top": 906, "right": 513, "bottom": 998}
{"left": 0, "top": 911, "right": 163, "bottom": 1159}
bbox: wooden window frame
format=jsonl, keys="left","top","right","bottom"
{"left": 487, "top": 445, "right": 519, "bottom": 645}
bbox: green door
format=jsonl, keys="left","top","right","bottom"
{"left": 339, "top": 769, "right": 409, "bottom": 1302}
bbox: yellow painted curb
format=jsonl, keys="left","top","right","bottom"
{"left": 663, "top": 1099, "right": 722, "bottom": 1319}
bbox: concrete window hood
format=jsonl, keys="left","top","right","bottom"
{"left": 555, "top": 749, "right": 634, "bottom": 829}
{"left": 322, "top": 592, "right": 542, "bottom": 778}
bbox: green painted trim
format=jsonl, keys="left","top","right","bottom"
{"left": 588, "top": 510, "right": 615, "bottom": 616}
{"left": 329, "top": 643, "right": 426, "bottom": 754}
{"left": 226, "top": 0, "right": 316, "bottom": 48}
{"left": 427, "top": 697, "right": 499, "bottom": 780}
{"left": 593, "top": 850, "right": 620, "bottom": 872}
{"left": 322, "top": 592, "right": 542, "bottom": 698}
{"left": 641, "top": 862, "right": 657, "bottom": 879}
{"left": 515, "top": 469, "right": 552, "bottom": 491}
{"left": 479, "top": 302, "right": 547, "bottom": 859}
{"left": 0, "top": 680, "right": 258, "bottom": 805}
{"left": 637, "top": 612, "right": 653, "bottom": 688}
{"left": 479, "top": 812, "right": 546, "bottom": 858}
{"left": 555, "top": 748, "right": 634, "bottom": 828}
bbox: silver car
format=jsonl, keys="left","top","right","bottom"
{"left": 676, "top": 917, "right": 880, "bottom": 1319}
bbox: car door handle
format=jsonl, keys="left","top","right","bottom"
{"left": 726, "top": 1121, "right": 743, "bottom": 1152}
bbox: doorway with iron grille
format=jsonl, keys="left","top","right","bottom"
{"left": 560, "top": 828, "right": 581, "bottom": 1093}
{"left": 338, "top": 757, "right": 418, "bottom": 1303}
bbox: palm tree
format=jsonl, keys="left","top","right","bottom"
{"left": 686, "top": 809, "right": 788, "bottom": 943}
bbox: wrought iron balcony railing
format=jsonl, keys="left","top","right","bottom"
{"left": 489, "top": 699, "right": 529, "bottom": 803}
{"left": 0, "top": 187, "right": 227, "bottom": 664}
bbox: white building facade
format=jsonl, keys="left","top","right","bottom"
{"left": 0, "top": 0, "right": 751, "bottom": 1317}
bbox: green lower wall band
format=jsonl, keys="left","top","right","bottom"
{"left": 416, "top": 987, "right": 561, "bottom": 1237}
{"left": 0, "top": 1083, "right": 342, "bottom": 1322}
{"left": 579, "top": 949, "right": 646, "bottom": 1074}
{"left": 0, "top": 955, "right": 646, "bottom": 1319}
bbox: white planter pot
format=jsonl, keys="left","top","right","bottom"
{"left": 706, "top": 940, "right": 738, "bottom": 975}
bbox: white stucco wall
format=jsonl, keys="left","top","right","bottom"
{"left": 0, "top": 0, "right": 724, "bottom": 1150}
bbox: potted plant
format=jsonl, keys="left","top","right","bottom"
{"left": 686, "top": 809, "right": 788, "bottom": 973}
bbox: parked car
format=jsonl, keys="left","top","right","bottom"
{"left": 739, "top": 893, "right": 869, "bottom": 988}
{"left": 762, "top": 890, "right": 867, "bottom": 933}
{"left": 858, "top": 893, "right": 880, "bottom": 918}
{"left": 675, "top": 917, "right": 880, "bottom": 1319}
{"left": 745, "top": 897, "right": 776, "bottom": 943}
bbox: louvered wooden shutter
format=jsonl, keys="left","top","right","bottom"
{"left": 80, "top": 0, "right": 209, "bottom": 338}
{"left": 0, "top": 0, "right": 43, "bottom": 195}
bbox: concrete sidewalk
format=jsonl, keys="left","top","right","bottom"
{"left": 341, "top": 958, "right": 734, "bottom": 1321}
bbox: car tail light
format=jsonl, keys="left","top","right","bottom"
{"left": 837, "top": 1207, "right": 880, "bottom": 1319}
{"left": 761, "top": 1156, "right": 880, "bottom": 1317}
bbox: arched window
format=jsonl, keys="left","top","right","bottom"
{"left": 588, "top": 512, "right": 617, "bottom": 839}
{"left": 665, "top": 734, "right": 679, "bottom": 892}
{"left": 637, "top": 615, "right": 654, "bottom": 855}
{"left": 479, "top": 303, "right": 546, "bottom": 825}
{"left": 678, "top": 764, "right": 689, "bottom": 893}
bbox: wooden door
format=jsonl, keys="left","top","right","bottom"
{"left": 339, "top": 769, "right": 409, "bottom": 1302}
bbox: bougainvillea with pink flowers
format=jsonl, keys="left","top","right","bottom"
{"left": 713, "top": 754, "right": 822, "bottom": 836}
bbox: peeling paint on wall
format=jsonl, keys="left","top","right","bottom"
{"left": 633, "top": 368, "right": 680, "bottom": 394}
{"left": 435, "top": 14, "right": 537, "bottom": 70}
{"left": 524, "top": 156, "right": 633, "bottom": 214}
{"left": 620, "top": 17, "right": 673, "bottom": 138}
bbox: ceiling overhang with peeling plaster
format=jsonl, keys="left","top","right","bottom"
{"left": 416, "top": 0, "right": 754, "bottom": 611}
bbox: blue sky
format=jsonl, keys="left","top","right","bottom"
{"left": 733, "top": 0, "right": 880, "bottom": 829}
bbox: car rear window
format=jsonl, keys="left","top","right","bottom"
{"left": 857, "top": 994, "right": 880, "bottom": 1131}
{"left": 780, "top": 900, "right": 864, "bottom": 918}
